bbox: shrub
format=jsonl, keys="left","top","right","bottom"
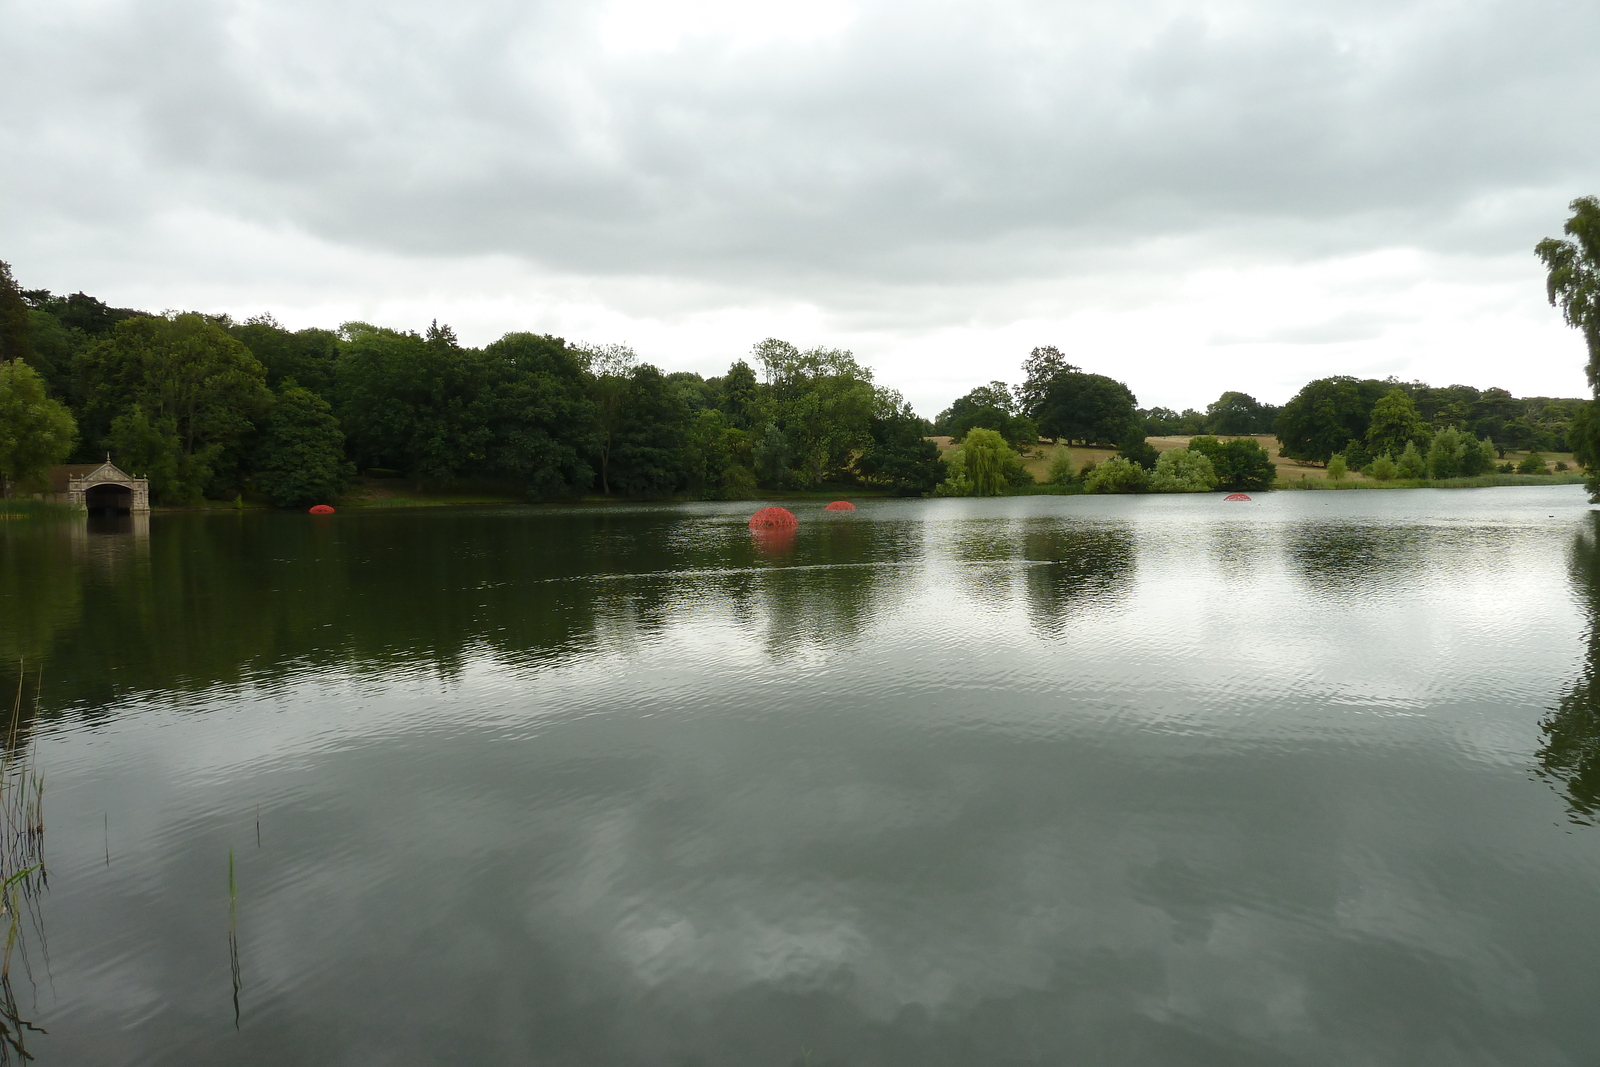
{"left": 1498, "top": 461, "right": 1516, "bottom": 474}
{"left": 1342, "top": 437, "right": 1372, "bottom": 471}
{"left": 1556, "top": 460, "right": 1570, "bottom": 472}
{"left": 1369, "top": 453, "right": 1397, "bottom": 481}
{"left": 1326, "top": 454, "right": 1348, "bottom": 481}
{"left": 1519, "top": 452, "right": 1548, "bottom": 475}
{"left": 1084, "top": 455, "right": 1148, "bottom": 493}
{"left": 1149, "top": 448, "right": 1218, "bottom": 492}
{"left": 1396, "top": 440, "right": 1428, "bottom": 479}
{"left": 1462, "top": 435, "right": 1495, "bottom": 476}
{"left": 1427, "top": 426, "right": 1464, "bottom": 478}
{"left": 1046, "top": 446, "right": 1076, "bottom": 485}
{"left": 1188, "top": 435, "right": 1276, "bottom": 490}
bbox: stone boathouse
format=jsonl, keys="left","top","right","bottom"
{"left": 51, "top": 460, "right": 151, "bottom": 513}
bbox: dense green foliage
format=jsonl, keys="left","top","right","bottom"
{"left": 0, "top": 359, "right": 76, "bottom": 495}
{"left": 934, "top": 381, "right": 1036, "bottom": 445}
{"left": 1186, "top": 436, "right": 1277, "bottom": 491}
{"left": 1014, "top": 346, "right": 1141, "bottom": 445}
{"left": 82, "top": 314, "right": 272, "bottom": 503}
{"left": 1277, "top": 374, "right": 1577, "bottom": 465}
{"left": 1141, "top": 391, "right": 1280, "bottom": 436}
{"left": 1046, "top": 447, "right": 1076, "bottom": 486}
{"left": 1116, "top": 435, "right": 1159, "bottom": 470}
{"left": 1083, "top": 456, "right": 1148, "bottom": 493}
{"left": 1396, "top": 441, "right": 1428, "bottom": 479}
{"left": 936, "top": 428, "right": 1032, "bottom": 496}
{"left": 858, "top": 399, "right": 946, "bottom": 496}
{"left": 1149, "top": 448, "right": 1218, "bottom": 492}
{"left": 0, "top": 264, "right": 31, "bottom": 367}
{"left": 1, "top": 267, "right": 960, "bottom": 503}
{"left": 254, "top": 382, "right": 354, "bottom": 507}
{"left": 1365, "top": 388, "right": 1430, "bottom": 460}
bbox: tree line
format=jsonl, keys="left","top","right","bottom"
{"left": 1, "top": 232, "right": 1595, "bottom": 507}
{"left": 0, "top": 272, "right": 953, "bottom": 505}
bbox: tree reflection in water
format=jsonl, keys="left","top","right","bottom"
{"left": 1539, "top": 513, "right": 1600, "bottom": 823}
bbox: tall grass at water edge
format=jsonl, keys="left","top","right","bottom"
{"left": 0, "top": 669, "right": 48, "bottom": 1063}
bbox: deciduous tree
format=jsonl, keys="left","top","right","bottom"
{"left": 253, "top": 381, "right": 353, "bottom": 507}
{"left": 0, "top": 360, "right": 75, "bottom": 495}
{"left": 1538, "top": 196, "right": 1600, "bottom": 497}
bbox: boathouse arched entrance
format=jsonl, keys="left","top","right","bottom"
{"left": 84, "top": 483, "right": 134, "bottom": 514}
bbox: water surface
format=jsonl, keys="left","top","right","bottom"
{"left": 6, "top": 487, "right": 1600, "bottom": 1066}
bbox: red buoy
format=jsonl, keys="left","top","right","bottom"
{"left": 309, "top": 504, "right": 336, "bottom": 514}
{"left": 823, "top": 500, "right": 856, "bottom": 511}
{"left": 748, "top": 506, "right": 798, "bottom": 529}
{"left": 1224, "top": 493, "right": 1252, "bottom": 502}
{"left": 751, "top": 526, "right": 797, "bottom": 557}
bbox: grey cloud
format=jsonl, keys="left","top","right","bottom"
{"left": 3, "top": 0, "right": 1599, "bottom": 303}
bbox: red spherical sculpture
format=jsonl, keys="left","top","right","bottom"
{"left": 1223, "top": 493, "right": 1252, "bottom": 502}
{"left": 309, "top": 504, "right": 336, "bottom": 515}
{"left": 823, "top": 500, "right": 856, "bottom": 511}
{"left": 748, "top": 506, "right": 798, "bottom": 529}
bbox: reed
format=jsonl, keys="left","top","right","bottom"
{"left": 228, "top": 848, "right": 240, "bottom": 1029}
{"left": 0, "top": 666, "right": 48, "bottom": 1063}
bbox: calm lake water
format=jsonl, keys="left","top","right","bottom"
{"left": 5, "top": 486, "right": 1600, "bottom": 1066}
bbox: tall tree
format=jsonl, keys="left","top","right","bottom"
{"left": 935, "top": 381, "right": 1017, "bottom": 440}
{"left": 1275, "top": 376, "right": 1386, "bottom": 463}
{"left": 1364, "top": 387, "right": 1430, "bottom": 460}
{"left": 253, "top": 381, "right": 353, "bottom": 507}
{"left": 0, "top": 360, "right": 75, "bottom": 495}
{"left": 1537, "top": 196, "right": 1600, "bottom": 496}
{"left": 76, "top": 313, "right": 272, "bottom": 497}
{"left": 1205, "top": 391, "right": 1273, "bottom": 435}
{"left": 609, "top": 364, "right": 688, "bottom": 497}
{"left": 1033, "top": 370, "right": 1139, "bottom": 446}
{"left": 1188, "top": 435, "right": 1276, "bottom": 491}
{"left": 756, "top": 341, "right": 876, "bottom": 487}
{"left": 1017, "top": 345, "right": 1078, "bottom": 418}
{"left": 481, "top": 332, "right": 598, "bottom": 498}
{"left": 232, "top": 314, "right": 340, "bottom": 396}
{"left": 858, "top": 392, "right": 944, "bottom": 496}
{"left": 581, "top": 342, "right": 638, "bottom": 494}
{"left": 716, "top": 360, "right": 763, "bottom": 430}
{"left": 0, "top": 263, "right": 32, "bottom": 365}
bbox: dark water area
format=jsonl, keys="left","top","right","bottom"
{"left": 5, "top": 487, "right": 1600, "bottom": 1065}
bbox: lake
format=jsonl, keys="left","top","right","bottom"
{"left": 4, "top": 486, "right": 1600, "bottom": 1066}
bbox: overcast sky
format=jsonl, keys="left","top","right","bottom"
{"left": 3, "top": 0, "right": 1598, "bottom": 416}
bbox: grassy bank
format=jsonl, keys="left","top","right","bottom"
{"left": 0, "top": 500, "right": 83, "bottom": 520}
{"left": 1276, "top": 472, "right": 1588, "bottom": 490}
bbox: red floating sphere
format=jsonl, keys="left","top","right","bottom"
{"left": 823, "top": 500, "right": 856, "bottom": 511}
{"left": 748, "top": 506, "right": 798, "bottom": 529}
{"left": 309, "top": 504, "right": 336, "bottom": 515}
{"left": 1224, "top": 493, "right": 1252, "bottom": 502}
{"left": 750, "top": 526, "right": 798, "bottom": 556}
